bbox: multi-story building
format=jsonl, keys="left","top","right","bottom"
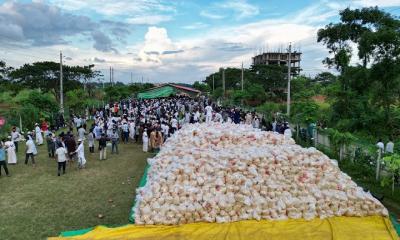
{"left": 252, "top": 51, "right": 302, "bottom": 76}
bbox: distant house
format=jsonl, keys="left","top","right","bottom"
{"left": 137, "top": 83, "right": 201, "bottom": 99}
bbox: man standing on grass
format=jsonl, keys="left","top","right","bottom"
{"left": 0, "top": 142, "right": 10, "bottom": 177}
{"left": 75, "top": 139, "right": 86, "bottom": 169}
{"left": 88, "top": 129, "right": 95, "bottom": 153}
{"left": 11, "top": 127, "right": 20, "bottom": 153}
{"left": 129, "top": 120, "right": 136, "bottom": 142}
{"left": 78, "top": 125, "right": 86, "bottom": 141}
{"left": 99, "top": 133, "right": 109, "bottom": 160}
{"left": 55, "top": 142, "right": 67, "bottom": 176}
{"left": 35, "top": 123, "right": 43, "bottom": 145}
{"left": 5, "top": 136, "right": 17, "bottom": 164}
{"left": 25, "top": 133, "right": 36, "bottom": 167}
{"left": 65, "top": 133, "right": 77, "bottom": 163}
{"left": 111, "top": 129, "right": 119, "bottom": 154}
{"left": 46, "top": 132, "right": 55, "bottom": 158}
{"left": 121, "top": 121, "right": 129, "bottom": 144}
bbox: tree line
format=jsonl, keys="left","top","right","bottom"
{"left": 0, "top": 61, "right": 153, "bottom": 134}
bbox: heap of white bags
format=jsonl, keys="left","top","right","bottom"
{"left": 134, "top": 123, "right": 388, "bottom": 225}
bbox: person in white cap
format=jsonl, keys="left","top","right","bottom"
{"left": 34, "top": 123, "right": 43, "bottom": 145}
{"left": 74, "top": 139, "right": 86, "bottom": 169}
{"left": 5, "top": 136, "right": 17, "bottom": 164}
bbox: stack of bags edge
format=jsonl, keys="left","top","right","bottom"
{"left": 133, "top": 123, "right": 388, "bottom": 225}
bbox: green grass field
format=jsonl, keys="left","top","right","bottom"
{"left": 0, "top": 138, "right": 151, "bottom": 240}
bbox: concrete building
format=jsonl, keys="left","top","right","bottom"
{"left": 252, "top": 51, "right": 302, "bottom": 76}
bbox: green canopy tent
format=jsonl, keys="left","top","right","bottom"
{"left": 137, "top": 86, "right": 176, "bottom": 99}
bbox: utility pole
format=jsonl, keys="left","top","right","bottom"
{"left": 112, "top": 67, "right": 114, "bottom": 86}
{"left": 109, "top": 67, "right": 112, "bottom": 85}
{"left": 286, "top": 43, "right": 292, "bottom": 116}
{"left": 241, "top": 62, "right": 244, "bottom": 91}
{"left": 130, "top": 72, "right": 133, "bottom": 84}
{"left": 222, "top": 68, "right": 225, "bottom": 98}
{"left": 212, "top": 75, "right": 215, "bottom": 91}
{"left": 59, "top": 51, "right": 64, "bottom": 117}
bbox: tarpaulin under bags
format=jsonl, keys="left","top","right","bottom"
{"left": 50, "top": 215, "right": 398, "bottom": 240}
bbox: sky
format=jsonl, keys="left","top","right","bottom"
{"left": 0, "top": 0, "right": 399, "bottom": 84}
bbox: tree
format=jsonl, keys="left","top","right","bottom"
{"left": 104, "top": 85, "right": 131, "bottom": 102}
{"left": 313, "top": 72, "right": 337, "bottom": 86}
{"left": 249, "top": 64, "right": 287, "bottom": 94}
{"left": 243, "top": 83, "right": 266, "bottom": 105}
{"left": 291, "top": 76, "right": 315, "bottom": 101}
{"left": 318, "top": 7, "right": 400, "bottom": 136}
{"left": 9, "top": 62, "right": 100, "bottom": 101}
{"left": 325, "top": 128, "right": 357, "bottom": 161}
{"left": 0, "top": 61, "right": 20, "bottom": 93}
{"left": 193, "top": 81, "right": 210, "bottom": 92}
{"left": 382, "top": 154, "right": 400, "bottom": 195}
{"left": 2, "top": 89, "right": 59, "bottom": 131}
{"left": 0, "top": 60, "right": 13, "bottom": 81}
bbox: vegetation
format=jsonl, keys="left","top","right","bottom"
{"left": 0, "top": 60, "right": 154, "bottom": 137}
{"left": 203, "top": 7, "right": 400, "bottom": 142}
{"left": 382, "top": 154, "right": 400, "bottom": 195}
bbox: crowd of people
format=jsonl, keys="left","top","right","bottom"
{"left": 0, "top": 95, "right": 292, "bottom": 178}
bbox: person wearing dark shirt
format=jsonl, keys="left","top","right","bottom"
{"left": 98, "top": 134, "right": 109, "bottom": 160}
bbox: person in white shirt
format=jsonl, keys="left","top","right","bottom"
{"left": 205, "top": 105, "right": 213, "bottom": 123}
{"left": 55, "top": 143, "right": 68, "bottom": 176}
{"left": 121, "top": 122, "right": 129, "bottom": 144}
{"left": 376, "top": 139, "right": 385, "bottom": 154}
{"left": 78, "top": 126, "right": 86, "bottom": 141}
{"left": 171, "top": 118, "right": 178, "bottom": 133}
{"left": 253, "top": 117, "right": 260, "bottom": 129}
{"left": 74, "top": 139, "right": 86, "bottom": 169}
{"left": 87, "top": 130, "right": 95, "bottom": 153}
{"left": 34, "top": 123, "right": 43, "bottom": 145}
{"left": 5, "top": 136, "right": 17, "bottom": 164}
{"left": 386, "top": 138, "right": 394, "bottom": 154}
{"left": 75, "top": 117, "right": 82, "bottom": 132}
{"left": 11, "top": 127, "right": 20, "bottom": 153}
{"left": 214, "top": 112, "right": 223, "bottom": 123}
{"left": 193, "top": 110, "right": 200, "bottom": 123}
{"left": 284, "top": 125, "right": 292, "bottom": 140}
{"left": 142, "top": 130, "right": 149, "bottom": 152}
{"left": 25, "top": 134, "right": 36, "bottom": 166}
{"left": 129, "top": 121, "right": 136, "bottom": 141}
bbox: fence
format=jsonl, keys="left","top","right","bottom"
{"left": 294, "top": 126, "right": 396, "bottom": 187}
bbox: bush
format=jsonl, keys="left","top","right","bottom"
{"left": 256, "top": 102, "right": 285, "bottom": 121}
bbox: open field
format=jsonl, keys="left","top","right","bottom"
{"left": 0, "top": 139, "right": 150, "bottom": 240}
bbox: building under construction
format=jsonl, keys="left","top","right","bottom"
{"left": 252, "top": 51, "right": 302, "bottom": 76}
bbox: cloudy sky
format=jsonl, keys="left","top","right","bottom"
{"left": 0, "top": 0, "right": 399, "bottom": 84}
